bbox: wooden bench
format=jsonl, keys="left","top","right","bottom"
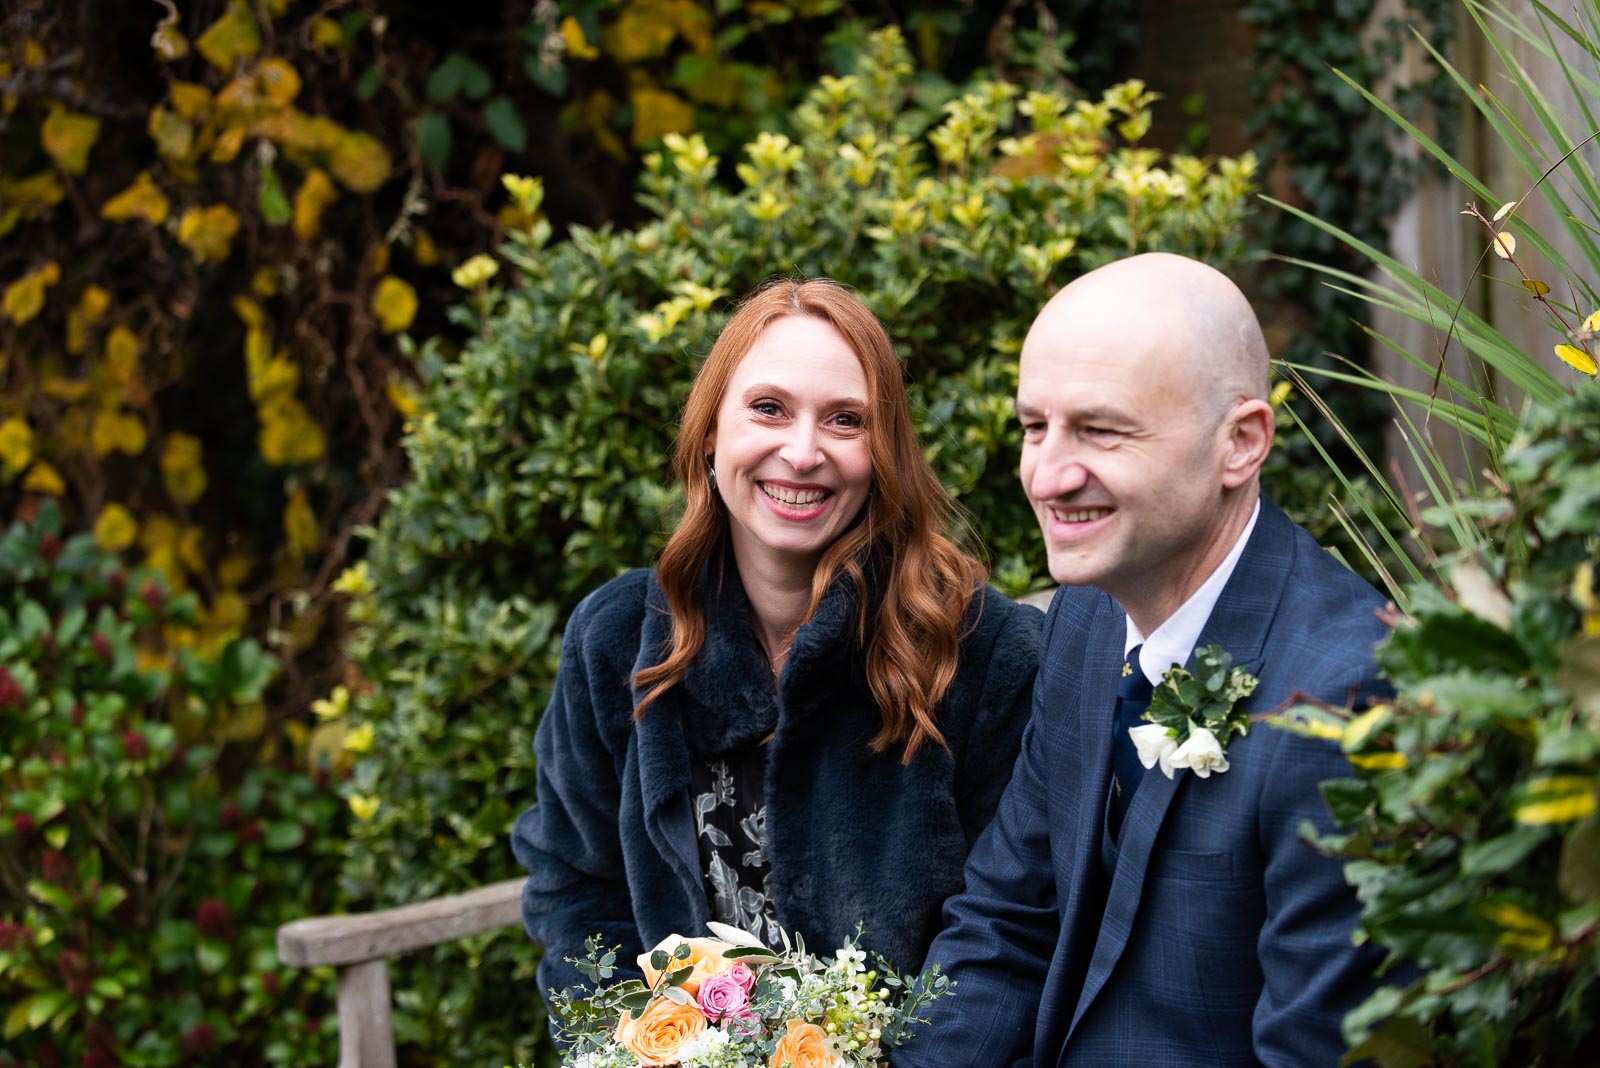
{"left": 275, "top": 878, "right": 524, "bottom": 1068}
{"left": 275, "top": 588, "right": 1055, "bottom": 1066}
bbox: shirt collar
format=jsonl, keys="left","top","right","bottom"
{"left": 1124, "top": 497, "right": 1261, "bottom": 685}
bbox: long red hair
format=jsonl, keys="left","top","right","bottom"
{"left": 632, "top": 278, "right": 986, "bottom": 762}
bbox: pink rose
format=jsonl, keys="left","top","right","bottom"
{"left": 697, "top": 963, "right": 755, "bottom": 1023}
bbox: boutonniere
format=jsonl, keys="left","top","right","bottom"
{"left": 1128, "top": 645, "right": 1259, "bottom": 779}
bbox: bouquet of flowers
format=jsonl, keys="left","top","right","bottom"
{"left": 548, "top": 922, "right": 954, "bottom": 1067}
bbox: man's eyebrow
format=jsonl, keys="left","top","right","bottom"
{"left": 1015, "top": 400, "right": 1046, "bottom": 420}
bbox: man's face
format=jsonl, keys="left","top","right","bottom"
{"left": 1017, "top": 318, "right": 1235, "bottom": 623}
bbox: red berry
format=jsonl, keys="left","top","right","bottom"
{"left": 106, "top": 570, "right": 126, "bottom": 598}
{"left": 40, "top": 533, "right": 62, "bottom": 565}
{"left": 91, "top": 633, "right": 113, "bottom": 661}
{"left": 71, "top": 703, "right": 85, "bottom": 726}
{"left": 218, "top": 803, "right": 243, "bottom": 829}
{"left": 238, "top": 820, "right": 263, "bottom": 846}
{"left": 120, "top": 730, "right": 148, "bottom": 762}
{"left": 0, "top": 920, "right": 28, "bottom": 950}
{"left": 12, "top": 813, "right": 34, "bottom": 837}
{"left": 83, "top": 1053, "right": 116, "bottom": 1068}
{"left": 41, "top": 850, "right": 73, "bottom": 884}
{"left": 261, "top": 972, "right": 281, "bottom": 996}
{"left": 0, "top": 670, "right": 23, "bottom": 710}
{"left": 180, "top": 1023, "right": 216, "bottom": 1058}
{"left": 56, "top": 948, "right": 92, "bottom": 997}
{"left": 140, "top": 579, "right": 164, "bottom": 614}
{"left": 196, "top": 898, "right": 233, "bottom": 939}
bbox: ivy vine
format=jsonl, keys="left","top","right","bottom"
{"left": 1242, "top": 0, "right": 1459, "bottom": 447}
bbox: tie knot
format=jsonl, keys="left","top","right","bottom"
{"left": 1119, "top": 644, "right": 1155, "bottom": 701}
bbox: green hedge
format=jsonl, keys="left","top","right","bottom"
{"left": 339, "top": 28, "right": 1257, "bottom": 1067}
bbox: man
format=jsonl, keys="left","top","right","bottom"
{"left": 897, "top": 253, "right": 1390, "bottom": 1066}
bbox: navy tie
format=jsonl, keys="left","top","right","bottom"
{"left": 1109, "top": 644, "right": 1155, "bottom": 839}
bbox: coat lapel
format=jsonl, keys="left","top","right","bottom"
{"left": 1066, "top": 499, "right": 1295, "bottom": 1042}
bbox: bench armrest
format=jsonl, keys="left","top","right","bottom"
{"left": 276, "top": 877, "right": 525, "bottom": 968}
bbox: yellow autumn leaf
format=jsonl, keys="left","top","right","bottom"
{"left": 312, "top": 685, "right": 350, "bottom": 721}
{"left": 1480, "top": 901, "right": 1553, "bottom": 952}
{"left": 328, "top": 132, "right": 392, "bottom": 193}
{"left": 561, "top": 16, "right": 600, "bottom": 60}
{"left": 147, "top": 106, "right": 195, "bottom": 161}
{"left": 283, "top": 487, "right": 318, "bottom": 556}
{"left": 169, "top": 82, "right": 212, "bottom": 120}
{"left": 78, "top": 284, "right": 111, "bottom": 324}
{"left": 233, "top": 295, "right": 266, "bottom": 330}
{"left": 1, "top": 170, "right": 64, "bottom": 215}
{"left": 101, "top": 170, "right": 170, "bottom": 226}
{"left": 348, "top": 794, "right": 381, "bottom": 822}
{"left": 606, "top": 1, "right": 685, "bottom": 62}
{"left": 1556, "top": 343, "right": 1598, "bottom": 376}
{"left": 0, "top": 417, "right": 33, "bottom": 474}
{"left": 386, "top": 380, "right": 419, "bottom": 419}
{"left": 160, "top": 433, "right": 207, "bottom": 504}
{"left": 1515, "top": 788, "right": 1597, "bottom": 825}
{"left": 1347, "top": 751, "right": 1408, "bottom": 771}
{"left": 94, "top": 503, "right": 139, "bottom": 552}
{"left": 251, "top": 266, "right": 279, "bottom": 297}
{"left": 195, "top": 0, "right": 262, "bottom": 72}
{"left": 104, "top": 325, "right": 140, "bottom": 383}
{"left": 412, "top": 227, "right": 441, "bottom": 266}
{"left": 370, "top": 276, "right": 418, "bottom": 334}
{"left": 343, "top": 721, "right": 375, "bottom": 754}
{"left": 309, "top": 17, "right": 345, "bottom": 50}
{"left": 22, "top": 460, "right": 65, "bottom": 496}
{"left": 630, "top": 86, "right": 695, "bottom": 147}
{"left": 209, "top": 124, "right": 246, "bottom": 165}
{"left": 258, "top": 398, "right": 325, "bottom": 466}
{"left": 1492, "top": 231, "right": 1516, "bottom": 259}
{"left": 92, "top": 410, "right": 148, "bottom": 457}
{"left": 218, "top": 551, "right": 255, "bottom": 588}
{"left": 291, "top": 168, "right": 337, "bottom": 240}
{"left": 1492, "top": 200, "right": 1518, "bottom": 222}
{"left": 151, "top": 21, "right": 190, "bottom": 61}
{"left": 42, "top": 104, "right": 101, "bottom": 175}
{"left": 451, "top": 254, "right": 499, "bottom": 289}
{"left": 256, "top": 58, "right": 302, "bottom": 108}
{"left": 366, "top": 242, "right": 390, "bottom": 277}
{"left": 3, "top": 261, "right": 60, "bottom": 325}
{"left": 177, "top": 204, "right": 240, "bottom": 263}
{"left": 205, "top": 589, "right": 248, "bottom": 632}
{"left": 1584, "top": 310, "right": 1600, "bottom": 333}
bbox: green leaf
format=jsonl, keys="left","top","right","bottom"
{"left": 1321, "top": 777, "right": 1375, "bottom": 826}
{"left": 197, "top": 938, "right": 230, "bottom": 975}
{"left": 417, "top": 112, "right": 452, "bottom": 172}
{"left": 1558, "top": 818, "right": 1600, "bottom": 904}
{"left": 4, "top": 990, "right": 73, "bottom": 1038}
{"left": 524, "top": 55, "right": 567, "bottom": 97}
{"left": 258, "top": 167, "right": 292, "bottom": 225}
{"left": 483, "top": 97, "right": 527, "bottom": 153}
{"left": 27, "top": 878, "right": 74, "bottom": 913}
{"left": 355, "top": 64, "right": 381, "bottom": 101}
{"left": 263, "top": 821, "right": 305, "bottom": 851}
{"left": 1460, "top": 828, "right": 1547, "bottom": 876}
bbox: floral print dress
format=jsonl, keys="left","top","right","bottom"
{"left": 688, "top": 747, "right": 783, "bottom": 948}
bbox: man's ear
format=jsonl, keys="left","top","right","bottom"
{"left": 1220, "top": 399, "right": 1274, "bottom": 490}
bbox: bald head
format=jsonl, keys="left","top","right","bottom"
{"left": 1026, "top": 253, "right": 1270, "bottom": 420}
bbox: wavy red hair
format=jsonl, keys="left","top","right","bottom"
{"left": 632, "top": 278, "right": 986, "bottom": 762}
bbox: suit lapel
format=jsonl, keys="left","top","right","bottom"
{"left": 1066, "top": 499, "right": 1296, "bottom": 1042}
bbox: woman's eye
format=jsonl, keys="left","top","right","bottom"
{"left": 751, "top": 400, "right": 783, "bottom": 417}
{"left": 831, "top": 411, "right": 863, "bottom": 429}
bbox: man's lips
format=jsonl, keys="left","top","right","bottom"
{"left": 1047, "top": 505, "right": 1114, "bottom": 524}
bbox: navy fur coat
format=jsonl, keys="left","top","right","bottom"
{"left": 510, "top": 562, "right": 1041, "bottom": 1005}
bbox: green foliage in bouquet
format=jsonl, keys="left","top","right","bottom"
{"left": 0, "top": 502, "right": 343, "bottom": 1067}
{"left": 337, "top": 26, "right": 1259, "bottom": 1065}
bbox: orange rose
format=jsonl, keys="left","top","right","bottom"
{"left": 769, "top": 1018, "right": 836, "bottom": 1068}
{"left": 613, "top": 995, "right": 707, "bottom": 1066}
{"left": 637, "top": 933, "right": 737, "bottom": 997}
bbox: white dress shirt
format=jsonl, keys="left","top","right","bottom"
{"left": 1123, "top": 498, "right": 1261, "bottom": 685}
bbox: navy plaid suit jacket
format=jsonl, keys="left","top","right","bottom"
{"left": 896, "top": 497, "right": 1392, "bottom": 1067}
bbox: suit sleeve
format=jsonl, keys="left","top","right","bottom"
{"left": 508, "top": 596, "right": 645, "bottom": 1021}
{"left": 954, "top": 599, "right": 1043, "bottom": 843}
{"left": 1252, "top": 669, "right": 1393, "bottom": 1065}
{"left": 895, "top": 592, "right": 1066, "bottom": 1068}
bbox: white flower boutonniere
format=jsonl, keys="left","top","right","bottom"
{"left": 1135, "top": 645, "right": 1259, "bottom": 779}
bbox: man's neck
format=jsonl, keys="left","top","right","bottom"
{"left": 1122, "top": 491, "right": 1260, "bottom": 639}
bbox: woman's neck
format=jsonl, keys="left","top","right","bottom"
{"left": 733, "top": 551, "right": 816, "bottom": 679}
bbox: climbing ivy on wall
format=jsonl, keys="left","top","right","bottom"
{"left": 1242, "top": 0, "right": 1458, "bottom": 445}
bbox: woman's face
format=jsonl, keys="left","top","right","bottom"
{"left": 707, "top": 315, "right": 874, "bottom": 580}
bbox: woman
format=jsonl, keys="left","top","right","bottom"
{"left": 511, "top": 278, "right": 1040, "bottom": 1004}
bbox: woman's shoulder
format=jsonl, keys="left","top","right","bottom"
{"left": 564, "top": 567, "right": 659, "bottom": 657}
{"left": 963, "top": 583, "right": 1045, "bottom": 655}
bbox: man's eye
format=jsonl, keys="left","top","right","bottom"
{"left": 1020, "top": 420, "right": 1046, "bottom": 437}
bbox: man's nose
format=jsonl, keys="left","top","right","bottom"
{"left": 779, "top": 419, "right": 824, "bottom": 473}
{"left": 1027, "top": 436, "right": 1090, "bottom": 500}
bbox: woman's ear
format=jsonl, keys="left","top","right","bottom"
{"left": 1220, "top": 398, "right": 1274, "bottom": 490}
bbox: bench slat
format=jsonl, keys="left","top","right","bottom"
{"left": 276, "top": 877, "right": 524, "bottom": 968}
